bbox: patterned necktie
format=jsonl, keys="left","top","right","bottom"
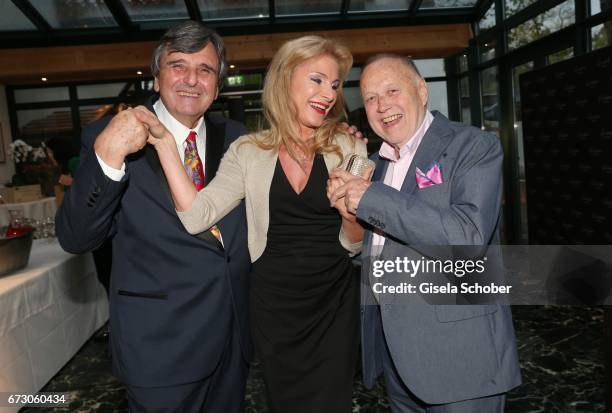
{"left": 183, "top": 131, "right": 222, "bottom": 242}
{"left": 184, "top": 131, "right": 205, "bottom": 191}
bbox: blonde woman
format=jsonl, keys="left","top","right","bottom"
{"left": 138, "top": 36, "right": 367, "bottom": 412}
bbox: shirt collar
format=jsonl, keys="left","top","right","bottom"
{"left": 153, "top": 98, "right": 206, "bottom": 147}
{"left": 378, "top": 110, "right": 434, "bottom": 162}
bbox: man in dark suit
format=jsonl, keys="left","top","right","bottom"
{"left": 330, "top": 54, "right": 521, "bottom": 412}
{"left": 56, "top": 21, "right": 251, "bottom": 412}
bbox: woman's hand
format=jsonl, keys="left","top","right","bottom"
{"left": 131, "top": 106, "right": 196, "bottom": 211}
{"left": 327, "top": 176, "right": 356, "bottom": 220}
{"left": 340, "top": 122, "right": 367, "bottom": 145}
{"left": 329, "top": 168, "right": 372, "bottom": 215}
{"left": 328, "top": 173, "right": 364, "bottom": 244}
{"left": 131, "top": 106, "right": 175, "bottom": 151}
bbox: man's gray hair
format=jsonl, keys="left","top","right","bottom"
{"left": 363, "top": 53, "right": 423, "bottom": 80}
{"left": 150, "top": 20, "right": 227, "bottom": 89}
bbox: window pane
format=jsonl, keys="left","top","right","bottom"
{"left": 80, "top": 105, "right": 114, "bottom": 127}
{"left": 349, "top": 0, "right": 412, "bottom": 13}
{"left": 419, "top": 0, "right": 478, "bottom": 9}
{"left": 480, "top": 39, "right": 497, "bottom": 62}
{"left": 343, "top": 87, "right": 363, "bottom": 113}
{"left": 507, "top": 0, "right": 575, "bottom": 51}
{"left": 141, "top": 80, "right": 155, "bottom": 93}
{"left": 120, "top": 0, "right": 189, "bottom": 22}
{"left": 347, "top": 67, "right": 362, "bottom": 82}
{"left": 547, "top": 47, "right": 574, "bottom": 64}
{"left": 244, "top": 109, "right": 264, "bottom": 133}
{"left": 243, "top": 94, "right": 262, "bottom": 111}
{"left": 0, "top": 0, "right": 37, "bottom": 31}
{"left": 459, "top": 76, "right": 471, "bottom": 125}
{"left": 505, "top": 0, "right": 538, "bottom": 17}
{"left": 480, "top": 66, "right": 499, "bottom": 134}
{"left": 458, "top": 53, "right": 469, "bottom": 73}
{"left": 478, "top": 1, "right": 496, "bottom": 32}
{"left": 426, "top": 81, "right": 448, "bottom": 117}
{"left": 592, "top": 22, "right": 612, "bottom": 50}
{"left": 275, "top": 0, "right": 341, "bottom": 16}
{"left": 512, "top": 62, "right": 534, "bottom": 243}
{"left": 30, "top": 0, "right": 116, "bottom": 29}
{"left": 14, "top": 87, "right": 70, "bottom": 104}
{"left": 18, "top": 107, "right": 73, "bottom": 137}
{"left": 591, "top": 0, "right": 612, "bottom": 15}
{"left": 197, "top": 0, "right": 268, "bottom": 19}
{"left": 77, "top": 83, "right": 129, "bottom": 99}
{"left": 414, "top": 59, "right": 445, "bottom": 77}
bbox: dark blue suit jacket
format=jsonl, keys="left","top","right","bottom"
{"left": 56, "top": 97, "right": 252, "bottom": 387}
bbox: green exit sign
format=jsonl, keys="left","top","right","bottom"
{"left": 226, "top": 75, "right": 245, "bottom": 86}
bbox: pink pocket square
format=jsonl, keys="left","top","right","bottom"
{"left": 416, "top": 162, "right": 443, "bottom": 189}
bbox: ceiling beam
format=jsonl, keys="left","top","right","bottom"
{"left": 103, "top": 0, "right": 134, "bottom": 33}
{"left": 0, "top": 24, "right": 473, "bottom": 84}
{"left": 340, "top": 0, "right": 350, "bottom": 15}
{"left": 474, "top": 0, "right": 495, "bottom": 20}
{"left": 225, "top": 24, "right": 473, "bottom": 66}
{"left": 269, "top": 0, "right": 276, "bottom": 20}
{"left": 10, "top": 0, "right": 51, "bottom": 32}
{"left": 184, "top": 0, "right": 202, "bottom": 21}
{"left": 410, "top": 0, "right": 424, "bottom": 16}
{"left": 0, "top": 9, "right": 473, "bottom": 49}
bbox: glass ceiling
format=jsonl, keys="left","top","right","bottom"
{"left": 30, "top": 0, "right": 117, "bottom": 29}
{"left": 0, "top": 0, "right": 478, "bottom": 27}
{"left": 198, "top": 0, "right": 269, "bottom": 20}
{"left": 0, "top": 0, "right": 37, "bottom": 30}
{"left": 121, "top": 0, "right": 190, "bottom": 22}
{"left": 348, "top": 0, "right": 414, "bottom": 14}
{"left": 275, "top": 0, "right": 342, "bottom": 17}
{"left": 420, "top": 0, "right": 479, "bottom": 9}
{"left": 0, "top": 0, "right": 482, "bottom": 49}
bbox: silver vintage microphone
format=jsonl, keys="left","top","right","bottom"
{"left": 340, "top": 154, "right": 375, "bottom": 178}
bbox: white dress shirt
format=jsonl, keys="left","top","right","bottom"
{"left": 371, "top": 110, "right": 434, "bottom": 249}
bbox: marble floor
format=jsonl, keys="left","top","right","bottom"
{"left": 23, "top": 306, "right": 604, "bottom": 412}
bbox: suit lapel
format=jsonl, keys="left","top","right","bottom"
{"left": 363, "top": 113, "right": 453, "bottom": 252}
{"left": 204, "top": 113, "right": 225, "bottom": 185}
{"left": 400, "top": 113, "right": 453, "bottom": 194}
{"left": 372, "top": 154, "right": 388, "bottom": 183}
{"left": 363, "top": 153, "right": 388, "bottom": 253}
{"left": 144, "top": 97, "right": 175, "bottom": 207}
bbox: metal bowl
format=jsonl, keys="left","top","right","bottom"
{"left": 0, "top": 227, "right": 34, "bottom": 276}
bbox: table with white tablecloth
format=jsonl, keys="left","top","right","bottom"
{"left": 0, "top": 198, "right": 57, "bottom": 227}
{"left": 0, "top": 240, "right": 108, "bottom": 412}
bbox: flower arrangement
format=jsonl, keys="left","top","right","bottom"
{"left": 8, "top": 140, "right": 59, "bottom": 196}
{"left": 9, "top": 140, "right": 48, "bottom": 164}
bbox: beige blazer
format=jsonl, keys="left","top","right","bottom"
{"left": 178, "top": 131, "right": 368, "bottom": 262}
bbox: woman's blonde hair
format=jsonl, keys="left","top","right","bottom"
{"left": 253, "top": 35, "right": 353, "bottom": 164}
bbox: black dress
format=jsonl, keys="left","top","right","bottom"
{"left": 250, "top": 154, "right": 359, "bottom": 413}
